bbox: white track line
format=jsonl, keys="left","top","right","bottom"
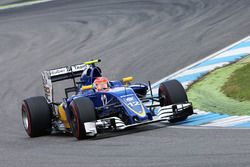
{"left": 174, "top": 62, "right": 227, "bottom": 78}
{"left": 0, "top": 0, "right": 54, "bottom": 10}
{"left": 193, "top": 109, "right": 208, "bottom": 115}
{"left": 181, "top": 81, "right": 193, "bottom": 89}
{"left": 152, "top": 35, "right": 250, "bottom": 88}
{"left": 202, "top": 116, "right": 250, "bottom": 127}
{"left": 210, "top": 46, "right": 250, "bottom": 60}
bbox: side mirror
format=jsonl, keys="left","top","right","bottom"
{"left": 81, "top": 85, "right": 93, "bottom": 91}
{"left": 122, "top": 76, "right": 134, "bottom": 86}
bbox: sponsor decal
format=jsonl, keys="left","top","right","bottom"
{"left": 71, "top": 64, "right": 86, "bottom": 72}
{"left": 101, "top": 94, "right": 108, "bottom": 106}
{"left": 125, "top": 96, "right": 134, "bottom": 102}
{"left": 120, "top": 94, "right": 134, "bottom": 98}
{"left": 44, "top": 86, "right": 50, "bottom": 94}
{"left": 49, "top": 64, "right": 86, "bottom": 76}
{"left": 50, "top": 67, "right": 68, "bottom": 76}
{"left": 41, "top": 71, "right": 53, "bottom": 103}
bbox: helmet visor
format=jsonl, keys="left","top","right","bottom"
{"left": 96, "top": 82, "right": 108, "bottom": 90}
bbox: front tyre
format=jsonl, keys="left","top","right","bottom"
{"left": 159, "top": 80, "right": 188, "bottom": 106}
{"left": 21, "top": 96, "right": 52, "bottom": 137}
{"left": 70, "top": 97, "right": 97, "bottom": 140}
{"left": 159, "top": 80, "right": 190, "bottom": 123}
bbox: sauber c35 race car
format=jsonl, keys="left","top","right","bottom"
{"left": 21, "top": 59, "right": 193, "bottom": 140}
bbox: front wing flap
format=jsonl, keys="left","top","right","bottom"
{"left": 157, "top": 103, "right": 193, "bottom": 120}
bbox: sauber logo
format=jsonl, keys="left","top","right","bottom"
{"left": 50, "top": 68, "right": 68, "bottom": 76}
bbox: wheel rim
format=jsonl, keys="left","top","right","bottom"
{"left": 22, "top": 109, "right": 29, "bottom": 131}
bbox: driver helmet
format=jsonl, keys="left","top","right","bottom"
{"left": 94, "top": 77, "right": 109, "bottom": 91}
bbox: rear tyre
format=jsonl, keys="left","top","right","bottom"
{"left": 21, "top": 96, "right": 52, "bottom": 137}
{"left": 70, "top": 97, "right": 96, "bottom": 140}
{"left": 158, "top": 80, "right": 189, "bottom": 123}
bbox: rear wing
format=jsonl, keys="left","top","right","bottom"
{"left": 41, "top": 59, "right": 101, "bottom": 103}
{"left": 44, "top": 64, "right": 86, "bottom": 82}
{"left": 41, "top": 64, "right": 86, "bottom": 103}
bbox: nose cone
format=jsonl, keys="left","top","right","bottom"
{"left": 121, "top": 94, "right": 146, "bottom": 117}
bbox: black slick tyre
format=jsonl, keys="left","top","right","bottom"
{"left": 21, "top": 96, "right": 52, "bottom": 137}
{"left": 70, "top": 97, "right": 96, "bottom": 140}
{"left": 159, "top": 79, "right": 189, "bottom": 123}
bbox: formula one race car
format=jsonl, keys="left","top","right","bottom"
{"left": 21, "top": 59, "right": 193, "bottom": 140}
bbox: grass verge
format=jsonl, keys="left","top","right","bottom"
{"left": 222, "top": 62, "right": 250, "bottom": 101}
{"left": 187, "top": 56, "right": 250, "bottom": 116}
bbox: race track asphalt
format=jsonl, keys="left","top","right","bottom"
{"left": 0, "top": 0, "right": 250, "bottom": 166}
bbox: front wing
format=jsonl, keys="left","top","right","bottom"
{"left": 83, "top": 103, "right": 193, "bottom": 136}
